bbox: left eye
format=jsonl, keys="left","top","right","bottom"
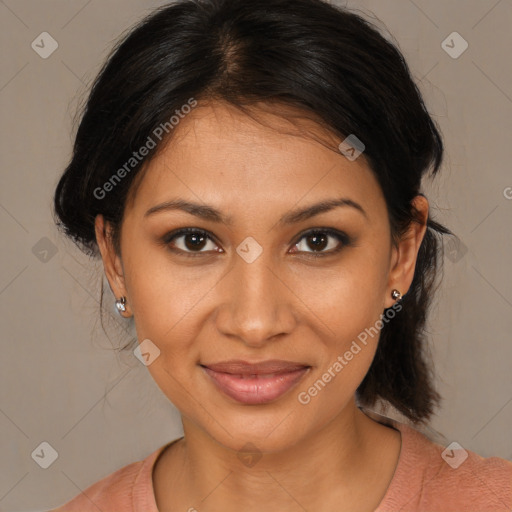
{"left": 292, "top": 229, "right": 348, "bottom": 255}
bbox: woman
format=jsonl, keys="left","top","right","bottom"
{"left": 51, "top": 0, "right": 512, "bottom": 510}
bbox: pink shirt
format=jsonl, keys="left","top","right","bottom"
{"left": 51, "top": 417, "right": 512, "bottom": 511}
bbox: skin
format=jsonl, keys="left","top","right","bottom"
{"left": 95, "top": 100, "right": 428, "bottom": 511}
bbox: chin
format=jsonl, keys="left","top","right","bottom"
{"left": 191, "top": 397, "right": 314, "bottom": 455}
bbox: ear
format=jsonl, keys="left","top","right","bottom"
{"left": 385, "top": 195, "right": 429, "bottom": 309}
{"left": 94, "top": 214, "right": 132, "bottom": 317}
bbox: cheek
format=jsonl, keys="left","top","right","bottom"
{"left": 292, "top": 249, "right": 390, "bottom": 412}
{"left": 122, "top": 240, "right": 213, "bottom": 335}
{"left": 120, "top": 251, "right": 198, "bottom": 382}
{"left": 123, "top": 256, "right": 207, "bottom": 410}
{"left": 299, "top": 250, "right": 390, "bottom": 348}
{"left": 293, "top": 268, "right": 388, "bottom": 424}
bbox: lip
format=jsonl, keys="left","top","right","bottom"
{"left": 201, "top": 360, "right": 311, "bottom": 405}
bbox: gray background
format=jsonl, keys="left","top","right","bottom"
{"left": 1, "top": 0, "right": 511, "bottom": 510}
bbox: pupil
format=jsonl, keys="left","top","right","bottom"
{"left": 185, "top": 233, "right": 206, "bottom": 251}
{"left": 309, "top": 233, "right": 327, "bottom": 251}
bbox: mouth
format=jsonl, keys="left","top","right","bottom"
{"left": 200, "top": 359, "right": 311, "bottom": 405}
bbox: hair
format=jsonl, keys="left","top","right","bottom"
{"left": 53, "top": 0, "right": 453, "bottom": 425}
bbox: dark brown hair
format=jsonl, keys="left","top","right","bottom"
{"left": 53, "top": 0, "right": 453, "bottom": 425}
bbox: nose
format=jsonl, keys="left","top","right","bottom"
{"left": 214, "top": 251, "right": 298, "bottom": 348}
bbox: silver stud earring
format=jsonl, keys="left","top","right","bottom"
{"left": 391, "top": 289, "right": 402, "bottom": 301}
{"left": 115, "top": 296, "right": 127, "bottom": 314}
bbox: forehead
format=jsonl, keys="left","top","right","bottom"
{"left": 128, "top": 101, "right": 386, "bottom": 221}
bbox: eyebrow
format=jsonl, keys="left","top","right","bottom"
{"left": 144, "top": 197, "right": 368, "bottom": 225}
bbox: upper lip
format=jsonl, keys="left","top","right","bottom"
{"left": 201, "top": 359, "right": 310, "bottom": 375}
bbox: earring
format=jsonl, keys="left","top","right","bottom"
{"left": 391, "top": 289, "right": 402, "bottom": 301}
{"left": 115, "top": 296, "right": 127, "bottom": 314}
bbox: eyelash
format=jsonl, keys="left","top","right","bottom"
{"left": 161, "top": 227, "right": 352, "bottom": 259}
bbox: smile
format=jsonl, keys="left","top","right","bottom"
{"left": 200, "top": 360, "right": 311, "bottom": 405}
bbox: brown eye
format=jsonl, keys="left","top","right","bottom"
{"left": 292, "top": 229, "right": 349, "bottom": 256}
{"left": 182, "top": 232, "right": 208, "bottom": 251}
{"left": 164, "top": 228, "right": 220, "bottom": 255}
{"left": 305, "top": 233, "right": 329, "bottom": 251}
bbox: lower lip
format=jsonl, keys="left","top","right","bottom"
{"left": 202, "top": 366, "right": 310, "bottom": 405}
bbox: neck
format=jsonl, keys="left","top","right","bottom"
{"left": 154, "top": 400, "right": 401, "bottom": 512}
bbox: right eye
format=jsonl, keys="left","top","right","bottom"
{"left": 163, "top": 228, "right": 222, "bottom": 257}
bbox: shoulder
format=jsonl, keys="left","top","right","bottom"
{"left": 50, "top": 459, "right": 145, "bottom": 511}
{"left": 49, "top": 444, "right": 168, "bottom": 512}
{"left": 377, "top": 419, "right": 512, "bottom": 512}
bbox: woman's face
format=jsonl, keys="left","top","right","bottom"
{"left": 97, "top": 101, "right": 427, "bottom": 453}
